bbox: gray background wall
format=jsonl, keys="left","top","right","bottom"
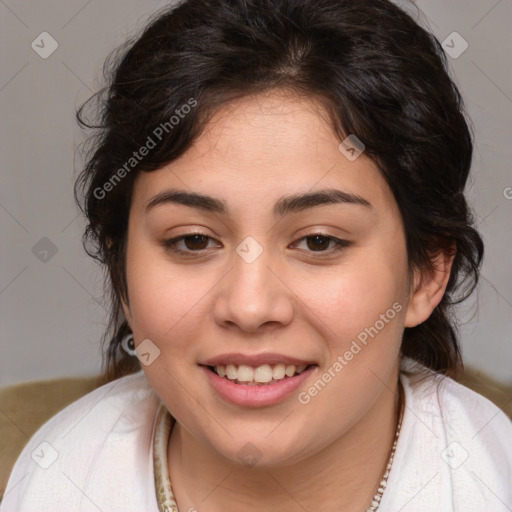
{"left": 0, "top": 0, "right": 511, "bottom": 387}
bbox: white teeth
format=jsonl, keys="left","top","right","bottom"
{"left": 254, "top": 364, "right": 273, "bottom": 383}
{"left": 285, "top": 365, "right": 296, "bottom": 377}
{"left": 225, "top": 364, "right": 238, "bottom": 380}
{"left": 213, "top": 363, "right": 310, "bottom": 384}
{"left": 272, "top": 364, "right": 286, "bottom": 380}
{"left": 237, "top": 365, "right": 254, "bottom": 382}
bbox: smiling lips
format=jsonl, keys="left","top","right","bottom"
{"left": 212, "top": 363, "right": 310, "bottom": 385}
{"left": 200, "top": 352, "right": 317, "bottom": 386}
{"left": 201, "top": 363, "right": 317, "bottom": 407}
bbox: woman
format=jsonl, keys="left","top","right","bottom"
{"left": 2, "top": 0, "right": 511, "bottom": 510}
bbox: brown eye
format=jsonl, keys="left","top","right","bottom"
{"left": 294, "top": 234, "right": 352, "bottom": 254}
{"left": 181, "top": 234, "right": 210, "bottom": 250}
{"left": 305, "top": 235, "right": 331, "bottom": 251}
{"left": 162, "top": 233, "right": 218, "bottom": 254}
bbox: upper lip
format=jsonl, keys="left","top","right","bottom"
{"left": 200, "top": 353, "right": 316, "bottom": 367}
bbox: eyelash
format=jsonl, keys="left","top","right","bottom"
{"left": 162, "top": 232, "right": 352, "bottom": 257}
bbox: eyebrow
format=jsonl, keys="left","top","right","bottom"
{"left": 145, "top": 188, "right": 372, "bottom": 217}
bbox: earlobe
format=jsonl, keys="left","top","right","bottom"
{"left": 404, "top": 246, "right": 456, "bottom": 328}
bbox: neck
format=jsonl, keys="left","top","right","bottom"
{"left": 168, "top": 369, "right": 402, "bottom": 512}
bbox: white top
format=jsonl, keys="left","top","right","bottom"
{"left": 1, "top": 358, "right": 511, "bottom": 511}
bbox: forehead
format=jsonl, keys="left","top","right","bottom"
{"left": 131, "top": 91, "right": 397, "bottom": 220}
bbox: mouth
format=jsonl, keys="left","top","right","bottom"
{"left": 200, "top": 363, "right": 318, "bottom": 407}
{"left": 203, "top": 363, "right": 317, "bottom": 386}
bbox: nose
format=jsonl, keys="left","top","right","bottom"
{"left": 213, "top": 240, "right": 294, "bottom": 333}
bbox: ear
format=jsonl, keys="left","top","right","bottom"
{"left": 404, "top": 244, "right": 456, "bottom": 328}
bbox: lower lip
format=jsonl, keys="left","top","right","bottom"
{"left": 200, "top": 365, "right": 317, "bottom": 407}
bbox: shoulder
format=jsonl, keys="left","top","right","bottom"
{"left": 387, "top": 357, "right": 512, "bottom": 511}
{"left": 417, "top": 364, "right": 512, "bottom": 474}
{"left": 1, "top": 371, "right": 161, "bottom": 511}
{"left": 13, "top": 370, "right": 157, "bottom": 445}
{"left": 402, "top": 357, "right": 512, "bottom": 449}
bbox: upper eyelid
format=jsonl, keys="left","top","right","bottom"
{"left": 167, "top": 231, "right": 343, "bottom": 242}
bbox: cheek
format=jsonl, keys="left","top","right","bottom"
{"left": 128, "top": 273, "right": 201, "bottom": 339}
{"left": 297, "top": 254, "right": 407, "bottom": 337}
{"left": 125, "top": 241, "right": 220, "bottom": 350}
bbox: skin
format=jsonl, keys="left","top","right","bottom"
{"left": 121, "top": 89, "right": 454, "bottom": 512}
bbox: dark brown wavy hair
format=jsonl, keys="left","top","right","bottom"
{"left": 74, "top": 0, "right": 484, "bottom": 384}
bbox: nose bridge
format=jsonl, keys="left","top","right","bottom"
{"left": 232, "top": 235, "right": 276, "bottom": 306}
{"left": 233, "top": 237, "right": 272, "bottom": 291}
{"left": 215, "top": 235, "right": 293, "bottom": 331}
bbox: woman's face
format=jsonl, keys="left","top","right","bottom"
{"left": 122, "top": 90, "right": 415, "bottom": 466}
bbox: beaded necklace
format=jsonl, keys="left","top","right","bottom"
{"left": 154, "top": 381, "right": 405, "bottom": 512}
{"left": 366, "top": 380, "right": 405, "bottom": 511}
